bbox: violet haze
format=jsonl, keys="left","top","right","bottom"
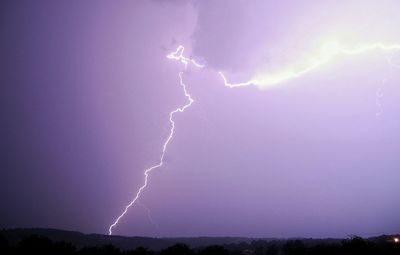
{"left": 0, "top": 0, "right": 399, "bottom": 238}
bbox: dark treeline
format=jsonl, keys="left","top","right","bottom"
{"left": 1, "top": 234, "right": 399, "bottom": 255}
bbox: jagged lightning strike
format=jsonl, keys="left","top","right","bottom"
{"left": 108, "top": 46, "right": 201, "bottom": 235}
{"left": 167, "top": 45, "right": 205, "bottom": 68}
{"left": 109, "top": 40, "right": 400, "bottom": 235}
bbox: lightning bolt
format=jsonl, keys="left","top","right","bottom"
{"left": 219, "top": 41, "right": 400, "bottom": 89}
{"left": 166, "top": 45, "right": 205, "bottom": 68}
{"left": 109, "top": 40, "right": 400, "bottom": 235}
{"left": 108, "top": 46, "right": 200, "bottom": 235}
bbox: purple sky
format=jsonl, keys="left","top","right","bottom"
{"left": 1, "top": 0, "right": 400, "bottom": 238}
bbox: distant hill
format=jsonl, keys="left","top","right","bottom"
{"left": 0, "top": 228, "right": 256, "bottom": 250}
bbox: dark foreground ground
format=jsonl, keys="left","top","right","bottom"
{"left": 0, "top": 228, "right": 399, "bottom": 255}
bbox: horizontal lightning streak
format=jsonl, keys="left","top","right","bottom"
{"left": 219, "top": 42, "right": 400, "bottom": 89}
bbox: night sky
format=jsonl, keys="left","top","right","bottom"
{"left": 1, "top": 0, "right": 400, "bottom": 238}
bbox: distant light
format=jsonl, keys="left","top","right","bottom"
{"left": 395, "top": 237, "right": 399, "bottom": 243}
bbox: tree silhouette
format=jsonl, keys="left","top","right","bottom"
{"left": 124, "top": 246, "right": 154, "bottom": 255}
{"left": 282, "top": 240, "right": 306, "bottom": 255}
{"left": 160, "top": 243, "right": 193, "bottom": 255}
{"left": 265, "top": 244, "right": 279, "bottom": 255}
{"left": 1, "top": 232, "right": 400, "bottom": 255}
{"left": 198, "top": 245, "right": 229, "bottom": 255}
{"left": 52, "top": 240, "right": 76, "bottom": 255}
{"left": 341, "top": 236, "right": 376, "bottom": 255}
{"left": 16, "top": 235, "right": 55, "bottom": 255}
{"left": 0, "top": 234, "right": 10, "bottom": 255}
{"left": 79, "top": 244, "right": 120, "bottom": 255}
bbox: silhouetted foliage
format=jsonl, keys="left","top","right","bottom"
{"left": 16, "top": 235, "right": 55, "bottom": 255}
{"left": 341, "top": 236, "right": 376, "bottom": 255}
{"left": 198, "top": 245, "right": 229, "bottom": 255}
{"left": 160, "top": 244, "right": 192, "bottom": 255}
{"left": 308, "top": 244, "right": 340, "bottom": 255}
{"left": 0, "top": 234, "right": 10, "bottom": 254}
{"left": 1, "top": 233, "right": 400, "bottom": 255}
{"left": 282, "top": 240, "right": 306, "bottom": 255}
{"left": 250, "top": 240, "right": 269, "bottom": 255}
{"left": 53, "top": 241, "right": 77, "bottom": 255}
{"left": 124, "top": 246, "right": 154, "bottom": 255}
{"left": 79, "top": 244, "right": 120, "bottom": 255}
{"left": 265, "top": 244, "right": 279, "bottom": 255}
